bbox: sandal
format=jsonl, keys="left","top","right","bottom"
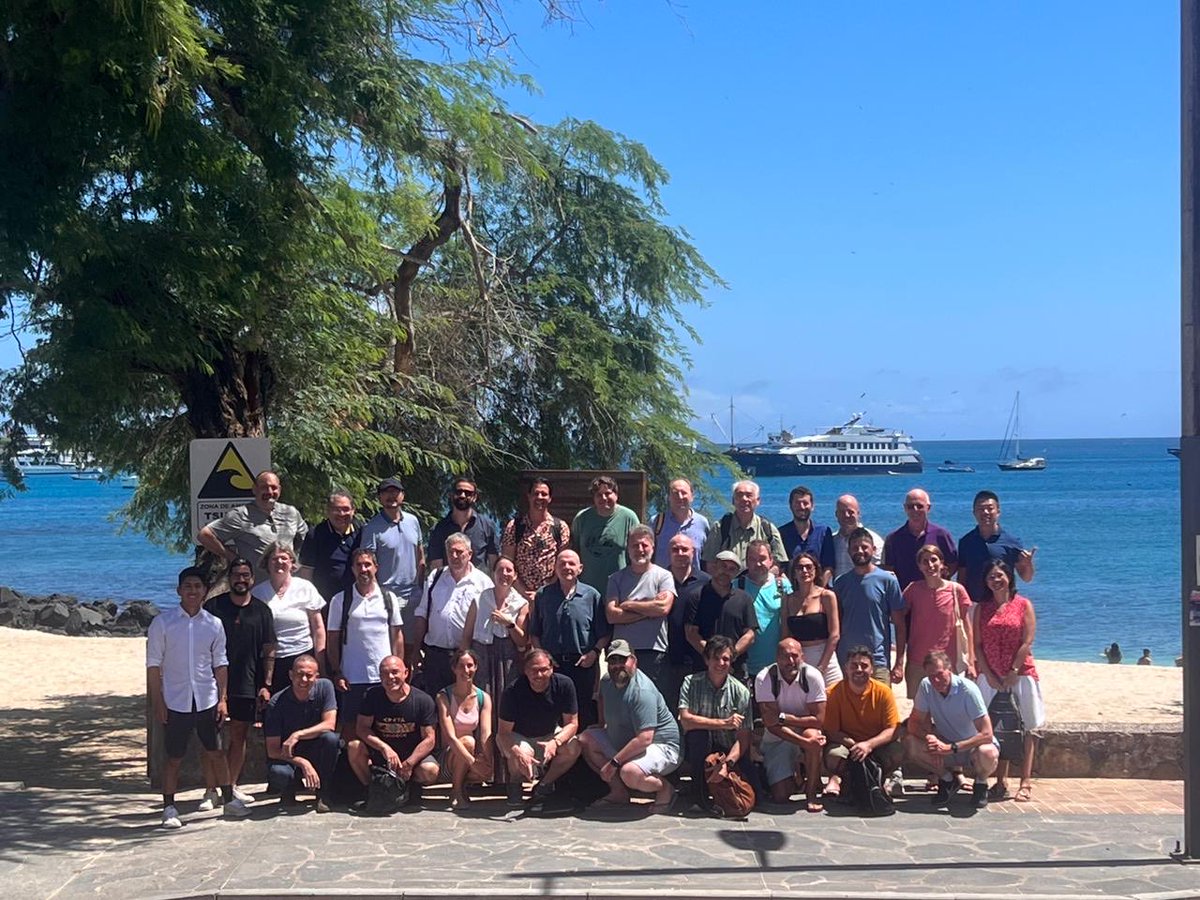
{"left": 987, "top": 781, "right": 1010, "bottom": 801}
{"left": 806, "top": 796, "right": 824, "bottom": 813}
{"left": 1015, "top": 784, "right": 1033, "bottom": 803}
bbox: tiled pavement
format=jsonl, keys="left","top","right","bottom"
{"left": 0, "top": 779, "right": 1196, "bottom": 900}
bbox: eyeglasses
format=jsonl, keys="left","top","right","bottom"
{"left": 453, "top": 489, "right": 476, "bottom": 497}
{"left": 794, "top": 563, "right": 816, "bottom": 572}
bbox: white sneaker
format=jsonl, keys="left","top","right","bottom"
{"left": 888, "top": 771, "right": 906, "bottom": 797}
{"left": 223, "top": 797, "right": 251, "bottom": 818}
{"left": 197, "top": 788, "right": 221, "bottom": 811}
{"left": 231, "top": 786, "right": 256, "bottom": 803}
{"left": 161, "top": 804, "right": 182, "bottom": 829}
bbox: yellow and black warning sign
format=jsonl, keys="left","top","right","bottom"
{"left": 189, "top": 438, "right": 272, "bottom": 541}
{"left": 197, "top": 442, "right": 256, "bottom": 499}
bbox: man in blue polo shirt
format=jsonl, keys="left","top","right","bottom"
{"left": 956, "top": 490, "right": 1036, "bottom": 602}
{"left": 778, "top": 485, "right": 835, "bottom": 585}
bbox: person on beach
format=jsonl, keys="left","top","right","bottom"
{"left": 578, "top": 639, "right": 681, "bottom": 812}
{"left": 679, "top": 635, "right": 754, "bottom": 815}
{"left": 251, "top": 542, "right": 326, "bottom": 694}
{"left": 882, "top": 489, "right": 957, "bottom": 591}
{"left": 263, "top": 654, "right": 339, "bottom": 813}
{"left": 831, "top": 494, "right": 883, "bottom": 580}
{"left": 147, "top": 567, "right": 251, "bottom": 828}
{"left": 651, "top": 477, "right": 710, "bottom": 575}
{"left": 904, "top": 650, "right": 1000, "bottom": 810}
{"left": 348, "top": 655, "right": 439, "bottom": 806}
{"left": 832, "top": 528, "right": 904, "bottom": 682}
{"left": 782, "top": 550, "right": 842, "bottom": 688}
{"left": 203, "top": 556, "right": 276, "bottom": 805}
{"left": 974, "top": 559, "right": 1044, "bottom": 803}
{"left": 198, "top": 470, "right": 308, "bottom": 583}
{"left": 327, "top": 548, "right": 405, "bottom": 739}
{"left": 435, "top": 648, "right": 494, "bottom": 809}
{"left": 573, "top": 475, "right": 640, "bottom": 593}
{"left": 497, "top": 648, "right": 581, "bottom": 808}
{"left": 410, "top": 532, "right": 485, "bottom": 695}
{"left": 359, "top": 476, "right": 425, "bottom": 644}
{"left": 700, "top": 480, "right": 787, "bottom": 571}
{"left": 755, "top": 637, "right": 827, "bottom": 810}
{"left": 822, "top": 645, "right": 904, "bottom": 801}
{"left": 501, "top": 477, "right": 571, "bottom": 600}
{"left": 778, "top": 485, "right": 835, "bottom": 585}
{"left": 606, "top": 524, "right": 677, "bottom": 686}
{"left": 895, "top": 544, "right": 973, "bottom": 697}
{"left": 1104, "top": 642, "right": 1123, "bottom": 664}
{"left": 426, "top": 477, "right": 499, "bottom": 572}
{"left": 684, "top": 549, "right": 758, "bottom": 683}
{"left": 665, "top": 533, "right": 711, "bottom": 705}
{"left": 470, "top": 556, "right": 529, "bottom": 701}
{"left": 736, "top": 540, "right": 791, "bottom": 680}
{"left": 956, "top": 490, "right": 1036, "bottom": 603}
{"left": 529, "top": 549, "right": 609, "bottom": 729}
{"left": 298, "top": 489, "right": 362, "bottom": 603}
{"left": 1138, "top": 648, "right": 1153, "bottom": 666}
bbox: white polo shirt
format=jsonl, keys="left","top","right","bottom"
{"left": 146, "top": 605, "right": 228, "bottom": 713}
{"left": 329, "top": 584, "right": 404, "bottom": 684}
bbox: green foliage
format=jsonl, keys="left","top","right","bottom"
{"left": 0, "top": 0, "right": 728, "bottom": 549}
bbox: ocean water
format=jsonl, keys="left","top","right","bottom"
{"left": 0, "top": 437, "right": 1184, "bottom": 662}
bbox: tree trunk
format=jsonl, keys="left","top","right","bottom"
{"left": 177, "top": 346, "right": 270, "bottom": 438}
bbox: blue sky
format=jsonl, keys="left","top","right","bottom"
{"left": 495, "top": 2, "right": 1180, "bottom": 441}
{"left": 0, "top": 3, "right": 1180, "bottom": 441}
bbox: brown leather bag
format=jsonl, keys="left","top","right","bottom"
{"left": 705, "top": 752, "right": 755, "bottom": 818}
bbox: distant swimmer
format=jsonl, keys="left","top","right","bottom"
{"left": 1103, "top": 642, "right": 1122, "bottom": 664}
{"left": 1137, "top": 648, "right": 1152, "bottom": 666}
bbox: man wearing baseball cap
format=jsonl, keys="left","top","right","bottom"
{"left": 360, "top": 476, "right": 425, "bottom": 644}
{"left": 578, "top": 638, "right": 681, "bottom": 811}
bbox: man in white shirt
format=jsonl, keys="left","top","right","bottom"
{"left": 411, "top": 532, "right": 486, "bottom": 694}
{"left": 146, "top": 567, "right": 252, "bottom": 829}
{"left": 327, "top": 548, "right": 405, "bottom": 739}
{"left": 754, "top": 638, "right": 827, "bottom": 808}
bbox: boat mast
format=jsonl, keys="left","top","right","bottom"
{"left": 1013, "top": 391, "right": 1022, "bottom": 459}
{"left": 729, "top": 397, "right": 735, "bottom": 450}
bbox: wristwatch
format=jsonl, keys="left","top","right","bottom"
{"left": 950, "top": 741, "right": 959, "bottom": 754}
{"left": 777, "top": 712, "right": 786, "bottom": 724}
{"left": 609, "top": 756, "right": 621, "bottom": 768}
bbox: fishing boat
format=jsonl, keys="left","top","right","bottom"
{"left": 997, "top": 392, "right": 1046, "bottom": 471}
{"left": 726, "top": 412, "right": 923, "bottom": 477}
{"left": 937, "top": 460, "right": 975, "bottom": 473}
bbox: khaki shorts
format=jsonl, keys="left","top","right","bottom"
{"left": 825, "top": 740, "right": 905, "bottom": 773}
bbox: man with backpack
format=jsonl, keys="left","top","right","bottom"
{"left": 327, "top": 548, "right": 405, "bottom": 739}
{"left": 822, "top": 645, "right": 904, "bottom": 804}
{"left": 754, "top": 638, "right": 827, "bottom": 809}
{"left": 651, "top": 477, "right": 710, "bottom": 574}
{"left": 410, "top": 532, "right": 486, "bottom": 694}
{"left": 502, "top": 477, "right": 571, "bottom": 600}
{"left": 700, "top": 480, "right": 787, "bottom": 571}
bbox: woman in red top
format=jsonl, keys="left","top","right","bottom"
{"left": 973, "top": 559, "right": 1044, "bottom": 803}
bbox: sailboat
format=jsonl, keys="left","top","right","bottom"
{"left": 997, "top": 391, "right": 1046, "bottom": 471}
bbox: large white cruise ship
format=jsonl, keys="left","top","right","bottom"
{"left": 726, "top": 413, "right": 923, "bottom": 477}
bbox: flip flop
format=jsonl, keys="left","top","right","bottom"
{"left": 806, "top": 798, "right": 824, "bottom": 813}
{"left": 1015, "top": 784, "right": 1033, "bottom": 803}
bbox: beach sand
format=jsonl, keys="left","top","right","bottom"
{"left": 0, "top": 627, "right": 1184, "bottom": 787}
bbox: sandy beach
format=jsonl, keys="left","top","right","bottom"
{"left": 0, "top": 626, "right": 1183, "bottom": 788}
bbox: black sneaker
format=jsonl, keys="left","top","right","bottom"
{"left": 506, "top": 782, "right": 524, "bottom": 808}
{"left": 971, "top": 782, "right": 989, "bottom": 809}
{"left": 932, "top": 779, "right": 952, "bottom": 808}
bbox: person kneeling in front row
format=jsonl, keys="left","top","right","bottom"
{"left": 903, "top": 650, "right": 1000, "bottom": 810}
{"left": 264, "top": 654, "right": 339, "bottom": 813}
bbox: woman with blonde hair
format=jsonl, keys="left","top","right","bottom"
{"left": 895, "top": 543, "right": 973, "bottom": 698}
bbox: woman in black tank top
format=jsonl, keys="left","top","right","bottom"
{"left": 783, "top": 551, "right": 843, "bottom": 687}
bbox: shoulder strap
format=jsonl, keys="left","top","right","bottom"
{"left": 513, "top": 515, "right": 527, "bottom": 549}
{"left": 339, "top": 590, "right": 352, "bottom": 647}
{"left": 475, "top": 687, "right": 484, "bottom": 707}
{"left": 653, "top": 511, "right": 666, "bottom": 537}
{"left": 768, "top": 663, "right": 780, "bottom": 700}
{"left": 424, "top": 568, "right": 445, "bottom": 617}
{"left": 720, "top": 513, "right": 733, "bottom": 547}
{"left": 553, "top": 516, "right": 565, "bottom": 552}
{"left": 382, "top": 589, "right": 396, "bottom": 624}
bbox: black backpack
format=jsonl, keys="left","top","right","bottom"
{"left": 846, "top": 754, "right": 895, "bottom": 817}
{"left": 364, "top": 764, "right": 408, "bottom": 815}
{"left": 988, "top": 689, "right": 1025, "bottom": 763}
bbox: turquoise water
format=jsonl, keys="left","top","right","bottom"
{"left": 0, "top": 437, "right": 1184, "bottom": 662}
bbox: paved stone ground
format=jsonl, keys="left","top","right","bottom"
{"left": 1, "top": 778, "right": 1196, "bottom": 900}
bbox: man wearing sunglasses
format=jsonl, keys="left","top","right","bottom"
{"left": 427, "top": 477, "right": 499, "bottom": 572}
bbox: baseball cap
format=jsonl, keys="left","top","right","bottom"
{"left": 377, "top": 476, "right": 405, "bottom": 493}
{"left": 607, "top": 638, "right": 634, "bottom": 659}
{"left": 714, "top": 550, "right": 741, "bottom": 565}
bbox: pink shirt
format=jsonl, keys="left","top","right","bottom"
{"left": 902, "top": 579, "right": 971, "bottom": 667}
{"left": 977, "top": 594, "right": 1038, "bottom": 679}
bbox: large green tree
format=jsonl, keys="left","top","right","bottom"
{"left": 0, "top": 0, "right": 729, "bottom": 548}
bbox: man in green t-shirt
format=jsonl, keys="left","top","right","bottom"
{"left": 571, "top": 475, "right": 640, "bottom": 592}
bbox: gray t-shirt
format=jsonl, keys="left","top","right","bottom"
{"left": 606, "top": 564, "right": 675, "bottom": 653}
{"left": 600, "top": 668, "right": 680, "bottom": 750}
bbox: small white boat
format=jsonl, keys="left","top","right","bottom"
{"left": 120, "top": 474, "right": 139, "bottom": 489}
{"left": 937, "top": 460, "right": 975, "bottom": 473}
{"left": 997, "top": 392, "right": 1046, "bottom": 471}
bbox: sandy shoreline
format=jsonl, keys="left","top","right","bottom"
{"left": 0, "top": 626, "right": 1183, "bottom": 725}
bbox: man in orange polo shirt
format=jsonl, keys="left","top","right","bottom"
{"left": 822, "top": 644, "right": 904, "bottom": 800}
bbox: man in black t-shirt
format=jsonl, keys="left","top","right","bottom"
{"left": 264, "top": 655, "right": 339, "bottom": 811}
{"left": 347, "top": 655, "right": 439, "bottom": 802}
{"left": 684, "top": 550, "right": 759, "bottom": 682}
{"left": 497, "top": 648, "right": 581, "bottom": 806}
{"left": 204, "top": 556, "right": 277, "bottom": 801}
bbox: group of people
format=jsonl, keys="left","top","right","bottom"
{"left": 148, "top": 469, "right": 1044, "bottom": 827}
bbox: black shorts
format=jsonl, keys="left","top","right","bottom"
{"left": 227, "top": 696, "right": 258, "bottom": 724}
{"left": 165, "top": 706, "right": 222, "bottom": 758}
